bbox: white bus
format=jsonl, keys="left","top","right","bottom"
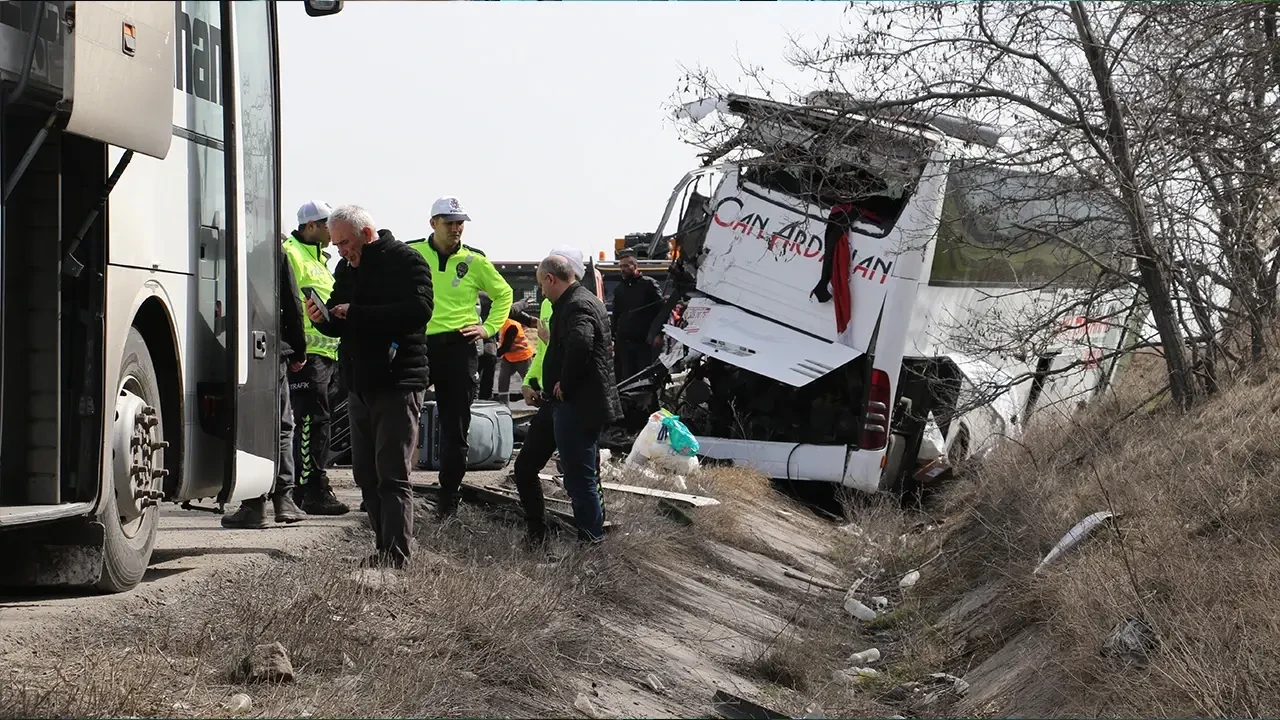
{"left": 0, "top": 0, "right": 343, "bottom": 593}
{"left": 637, "top": 92, "right": 1136, "bottom": 494}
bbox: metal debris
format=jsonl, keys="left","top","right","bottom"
{"left": 1033, "top": 510, "right": 1114, "bottom": 575}
{"left": 711, "top": 690, "right": 792, "bottom": 720}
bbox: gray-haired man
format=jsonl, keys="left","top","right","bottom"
{"left": 308, "top": 205, "right": 433, "bottom": 569}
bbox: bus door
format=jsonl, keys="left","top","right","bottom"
{"left": 217, "top": 0, "right": 280, "bottom": 503}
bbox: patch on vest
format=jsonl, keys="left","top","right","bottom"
{"left": 456, "top": 262, "right": 469, "bottom": 278}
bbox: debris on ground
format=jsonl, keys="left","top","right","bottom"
{"left": 223, "top": 693, "right": 253, "bottom": 714}
{"left": 849, "top": 648, "right": 881, "bottom": 665}
{"left": 1033, "top": 510, "right": 1115, "bottom": 575}
{"left": 642, "top": 673, "right": 666, "bottom": 694}
{"left": 574, "top": 692, "right": 603, "bottom": 718}
{"left": 1101, "top": 617, "right": 1158, "bottom": 667}
{"left": 711, "top": 689, "right": 792, "bottom": 719}
{"left": 898, "top": 570, "right": 921, "bottom": 589}
{"left": 783, "top": 570, "right": 845, "bottom": 591}
{"left": 237, "top": 642, "right": 296, "bottom": 684}
{"left": 843, "top": 594, "right": 877, "bottom": 622}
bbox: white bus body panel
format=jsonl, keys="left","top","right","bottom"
{"left": 664, "top": 157, "right": 947, "bottom": 491}
{"left": 63, "top": 1, "right": 175, "bottom": 160}
{"left": 102, "top": 0, "right": 272, "bottom": 504}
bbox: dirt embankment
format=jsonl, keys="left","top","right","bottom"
{"left": 0, "top": 465, "right": 931, "bottom": 719}
{"left": 7, "top": 356, "right": 1274, "bottom": 719}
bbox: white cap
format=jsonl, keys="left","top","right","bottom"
{"left": 297, "top": 201, "right": 332, "bottom": 226}
{"left": 550, "top": 245, "right": 585, "bottom": 280}
{"left": 430, "top": 196, "right": 471, "bottom": 222}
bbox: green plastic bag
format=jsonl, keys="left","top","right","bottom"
{"left": 659, "top": 415, "right": 700, "bottom": 457}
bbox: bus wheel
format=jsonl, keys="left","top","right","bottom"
{"left": 98, "top": 327, "right": 166, "bottom": 593}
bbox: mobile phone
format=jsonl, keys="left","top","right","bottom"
{"left": 302, "top": 287, "right": 331, "bottom": 323}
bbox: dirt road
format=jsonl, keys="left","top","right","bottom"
{"left": 0, "top": 473, "right": 368, "bottom": 647}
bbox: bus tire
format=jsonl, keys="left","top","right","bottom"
{"left": 97, "top": 327, "right": 165, "bottom": 593}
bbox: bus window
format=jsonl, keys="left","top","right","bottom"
{"left": 929, "top": 162, "right": 1128, "bottom": 289}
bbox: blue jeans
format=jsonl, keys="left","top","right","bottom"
{"left": 552, "top": 402, "right": 605, "bottom": 542}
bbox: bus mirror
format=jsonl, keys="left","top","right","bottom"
{"left": 304, "top": 0, "right": 344, "bottom": 17}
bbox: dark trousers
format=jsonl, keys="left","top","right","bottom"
{"left": 273, "top": 359, "right": 296, "bottom": 499}
{"left": 427, "top": 332, "right": 478, "bottom": 513}
{"left": 477, "top": 352, "right": 497, "bottom": 401}
{"left": 290, "top": 354, "right": 335, "bottom": 494}
{"left": 614, "top": 338, "right": 656, "bottom": 384}
{"left": 498, "top": 357, "right": 532, "bottom": 399}
{"left": 513, "top": 401, "right": 605, "bottom": 542}
{"left": 348, "top": 389, "right": 424, "bottom": 564}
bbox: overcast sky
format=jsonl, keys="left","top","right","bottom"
{"left": 277, "top": 1, "right": 854, "bottom": 262}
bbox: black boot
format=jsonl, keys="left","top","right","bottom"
{"left": 301, "top": 487, "right": 350, "bottom": 516}
{"left": 222, "top": 498, "right": 268, "bottom": 529}
{"left": 273, "top": 493, "right": 306, "bottom": 523}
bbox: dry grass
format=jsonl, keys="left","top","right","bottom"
{"left": 894, "top": 353, "right": 1280, "bottom": 716}
{"left": 0, "top": 463, "right": 900, "bottom": 719}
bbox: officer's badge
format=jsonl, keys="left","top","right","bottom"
{"left": 456, "top": 262, "right": 469, "bottom": 278}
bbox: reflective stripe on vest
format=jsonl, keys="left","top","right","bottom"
{"left": 501, "top": 319, "right": 534, "bottom": 363}
{"left": 282, "top": 235, "right": 339, "bottom": 361}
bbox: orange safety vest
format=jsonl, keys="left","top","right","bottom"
{"left": 500, "top": 319, "right": 535, "bottom": 363}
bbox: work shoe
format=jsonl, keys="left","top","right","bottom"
{"left": 221, "top": 498, "right": 268, "bottom": 529}
{"left": 301, "top": 487, "right": 350, "bottom": 516}
{"left": 272, "top": 494, "right": 307, "bottom": 524}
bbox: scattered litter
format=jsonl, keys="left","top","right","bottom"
{"left": 1033, "top": 510, "right": 1114, "bottom": 575}
{"left": 899, "top": 570, "right": 921, "bottom": 589}
{"left": 599, "top": 480, "right": 719, "bottom": 507}
{"left": 849, "top": 647, "right": 881, "bottom": 665}
{"left": 626, "top": 409, "right": 700, "bottom": 477}
{"left": 599, "top": 449, "right": 612, "bottom": 464}
{"left": 237, "top": 642, "right": 295, "bottom": 684}
{"left": 574, "top": 693, "right": 602, "bottom": 718}
{"left": 171, "top": 701, "right": 192, "bottom": 711}
{"left": 223, "top": 693, "right": 252, "bottom": 715}
{"left": 300, "top": 711, "right": 313, "bottom": 718}
{"left": 843, "top": 594, "right": 877, "bottom": 622}
{"left": 927, "top": 672, "right": 970, "bottom": 696}
{"left": 642, "top": 673, "right": 666, "bottom": 694}
{"left": 871, "top": 596, "right": 889, "bottom": 611}
{"left": 341, "top": 652, "right": 355, "bottom": 669}
{"left": 1101, "top": 617, "right": 1158, "bottom": 667}
{"left": 711, "top": 689, "right": 792, "bottom": 719}
{"left": 460, "top": 670, "right": 479, "bottom": 681}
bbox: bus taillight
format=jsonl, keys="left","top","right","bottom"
{"left": 861, "top": 368, "right": 891, "bottom": 450}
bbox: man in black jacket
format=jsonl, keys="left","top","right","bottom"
{"left": 222, "top": 248, "right": 310, "bottom": 529}
{"left": 512, "top": 254, "right": 622, "bottom": 544}
{"left": 610, "top": 250, "right": 664, "bottom": 382}
{"left": 307, "top": 205, "right": 433, "bottom": 568}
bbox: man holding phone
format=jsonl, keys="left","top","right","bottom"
{"left": 283, "top": 201, "right": 349, "bottom": 516}
{"left": 308, "top": 205, "right": 432, "bottom": 569}
{"left": 407, "top": 197, "right": 513, "bottom": 520}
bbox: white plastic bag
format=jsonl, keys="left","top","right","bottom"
{"left": 626, "top": 410, "right": 699, "bottom": 477}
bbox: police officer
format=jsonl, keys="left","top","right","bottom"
{"left": 283, "top": 201, "right": 350, "bottom": 516}
{"left": 408, "top": 197, "right": 513, "bottom": 519}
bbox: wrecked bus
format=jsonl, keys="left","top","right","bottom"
{"left": 616, "top": 93, "right": 1135, "bottom": 494}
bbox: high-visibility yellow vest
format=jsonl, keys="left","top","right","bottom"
{"left": 282, "top": 233, "right": 339, "bottom": 361}
{"left": 523, "top": 298, "right": 554, "bottom": 390}
{"left": 407, "top": 236, "right": 513, "bottom": 339}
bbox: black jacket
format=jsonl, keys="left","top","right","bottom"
{"left": 543, "top": 282, "right": 622, "bottom": 431}
{"left": 610, "top": 273, "right": 663, "bottom": 343}
{"left": 279, "top": 251, "right": 307, "bottom": 365}
{"left": 315, "top": 230, "right": 433, "bottom": 392}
